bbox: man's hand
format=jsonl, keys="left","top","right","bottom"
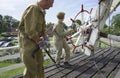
{"left": 37, "top": 36, "right": 50, "bottom": 49}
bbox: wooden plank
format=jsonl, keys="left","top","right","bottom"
{"left": 13, "top": 48, "right": 120, "bottom": 78}
{"left": 93, "top": 49, "right": 120, "bottom": 78}
{"left": 46, "top": 54, "right": 87, "bottom": 78}
{"left": 60, "top": 49, "right": 111, "bottom": 78}
{"left": 108, "top": 62, "right": 120, "bottom": 78}
{"left": 86, "top": 49, "right": 120, "bottom": 78}
{"left": 71, "top": 48, "right": 116, "bottom": 78}
{"left": 47, "top": 49, "right": 112, "bottom": 78}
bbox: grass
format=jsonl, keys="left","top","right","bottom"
{"left": 99, "top": 40, "right": 120, "bottom": 48}
{"left": 0, "top": 67, "right": 25, "bottom": 78}
{"left": 0, "top": 35, "right": 3, "bottom": 38}
{"left": 0, "top": 59, "right": 52, "bottom": 78}
{"left": 0, "top": 61, "right": 17, "bottom": 68}
{"left": 44, "top": 59, "right": 51, "bottom": 66}
{"left": 49, "top": 37, "right": 53, "bottom": 41}
{"left": 0, "top": 37, "right": 53, "bottom": 78}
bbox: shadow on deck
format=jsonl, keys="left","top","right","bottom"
{"left": 13, "top": 48, "right": 120, "bottom": 78}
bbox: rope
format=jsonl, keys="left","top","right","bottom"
{"left": 97, "top": 0, "right": 103, "bottom": 48}
{"left": 43, "top": 39, "right": 72, "bottom": 76}
{"left": 108, "top": 10, "right": 112, "bottom": 48}
{"left": 86, "top": 1, "right": 106, "bottom": 78}
{"left": 92, "top": 50, "right": 106, "bottom": 78}
{"left": 44, "top": 47, "right": 67, "bottom": 75}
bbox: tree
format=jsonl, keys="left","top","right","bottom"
{"left": 76, "top": 19, "right": 81, "bottom": 25}
{"left": 0, "top": 14, "right": 3, "bottom": 33}
{"left": 0, "top": 15, "right": 19, "bottom": 32}
{"left": 111, "top": 14, "right": 120, "bottom": 35}
{"left": 46, "top": 22, "right": 54, "bottom": 36}
{"left": 70, "top": 19, "right": 82, "bottom": 32}
{"left": 102, "top": 14, "right": 120, "bottom": 35}
{"left": 46, "top": 22, "right": 54, "bottom": 31}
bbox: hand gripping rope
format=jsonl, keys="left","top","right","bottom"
{"left": 31, "top": 36, "right": 70, "bottom": 76}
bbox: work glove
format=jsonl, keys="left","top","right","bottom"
{"left": 43, "top": 35, "right": 50, "bottom": 48}
{"left": 37, "top": 35, "right": 50, "bottom": 49}
{"left": 32, "top": 36, "right": 50, "bottom": 58}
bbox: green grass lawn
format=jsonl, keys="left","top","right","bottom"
{"left": 0, "top": 61, "right": 17, "bottom": 68}
{"left": 99, "top": 40, "right": 120, "bottom": 48}
{"left": 0, "top": 67, "right": 25, "bottom": 78}
{"left": 0, "top": 59, "right": 52, "bottom": 78}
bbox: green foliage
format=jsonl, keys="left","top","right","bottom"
{"left": 103, "top": 14, "right": 120, "bottom": 35}
{"left": 0, "top": 14, "right": 3, "bottom": 33}
{"left": 70, "top": 19, "right": 82, "bottom": 32}
{"left": 46, "top": 22, "right": 54, "bottom": 31}
{"left": 111, "top": 14, "right": 120, "bottom": 27}
{"left": 0, "top": 14, "right": 19, "bottom": 33}
{"left": 111, "top": 14, "right": 120, "bottom": 35}
{"left": 75, "top": 19, "right": 81, "bottom": 25}
{"left": 64, "top": 24, "right": 68, "bottom": 30}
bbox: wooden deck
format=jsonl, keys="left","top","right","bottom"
{"left": 13, "top": 48, "right": 120, "bottom": 78}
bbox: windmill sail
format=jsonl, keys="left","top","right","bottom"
{"left": 110, "top": 0, "right": 120, "bottom": 13}
{"left": 69, "top": 0, "right": 120, "bottom": 56}
{"left": 84, "top": 0, "right": 120, "bottom": 56}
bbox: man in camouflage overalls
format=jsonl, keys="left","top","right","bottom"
{"left": 18, "top": 0, "right": 54, "bottom": 78}
{"left": 53, "top": 12, "right": 73, "bottom": 66}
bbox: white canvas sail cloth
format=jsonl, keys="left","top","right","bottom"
{"left": 84, "top": 0, "right": 120, "bottom": 56}
{"left": 110, "top": 0, "right": 120, "bottom": 13}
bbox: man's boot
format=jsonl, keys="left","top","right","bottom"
{"left": 64, "top": 62, "right": 72, "bottom": 67}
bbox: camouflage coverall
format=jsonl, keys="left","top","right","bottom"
{"left": 18, "top": 3, "right": 45, "bottom": 78}
{"left": 53, "top": 22, "right": 71, "bottom": 64}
